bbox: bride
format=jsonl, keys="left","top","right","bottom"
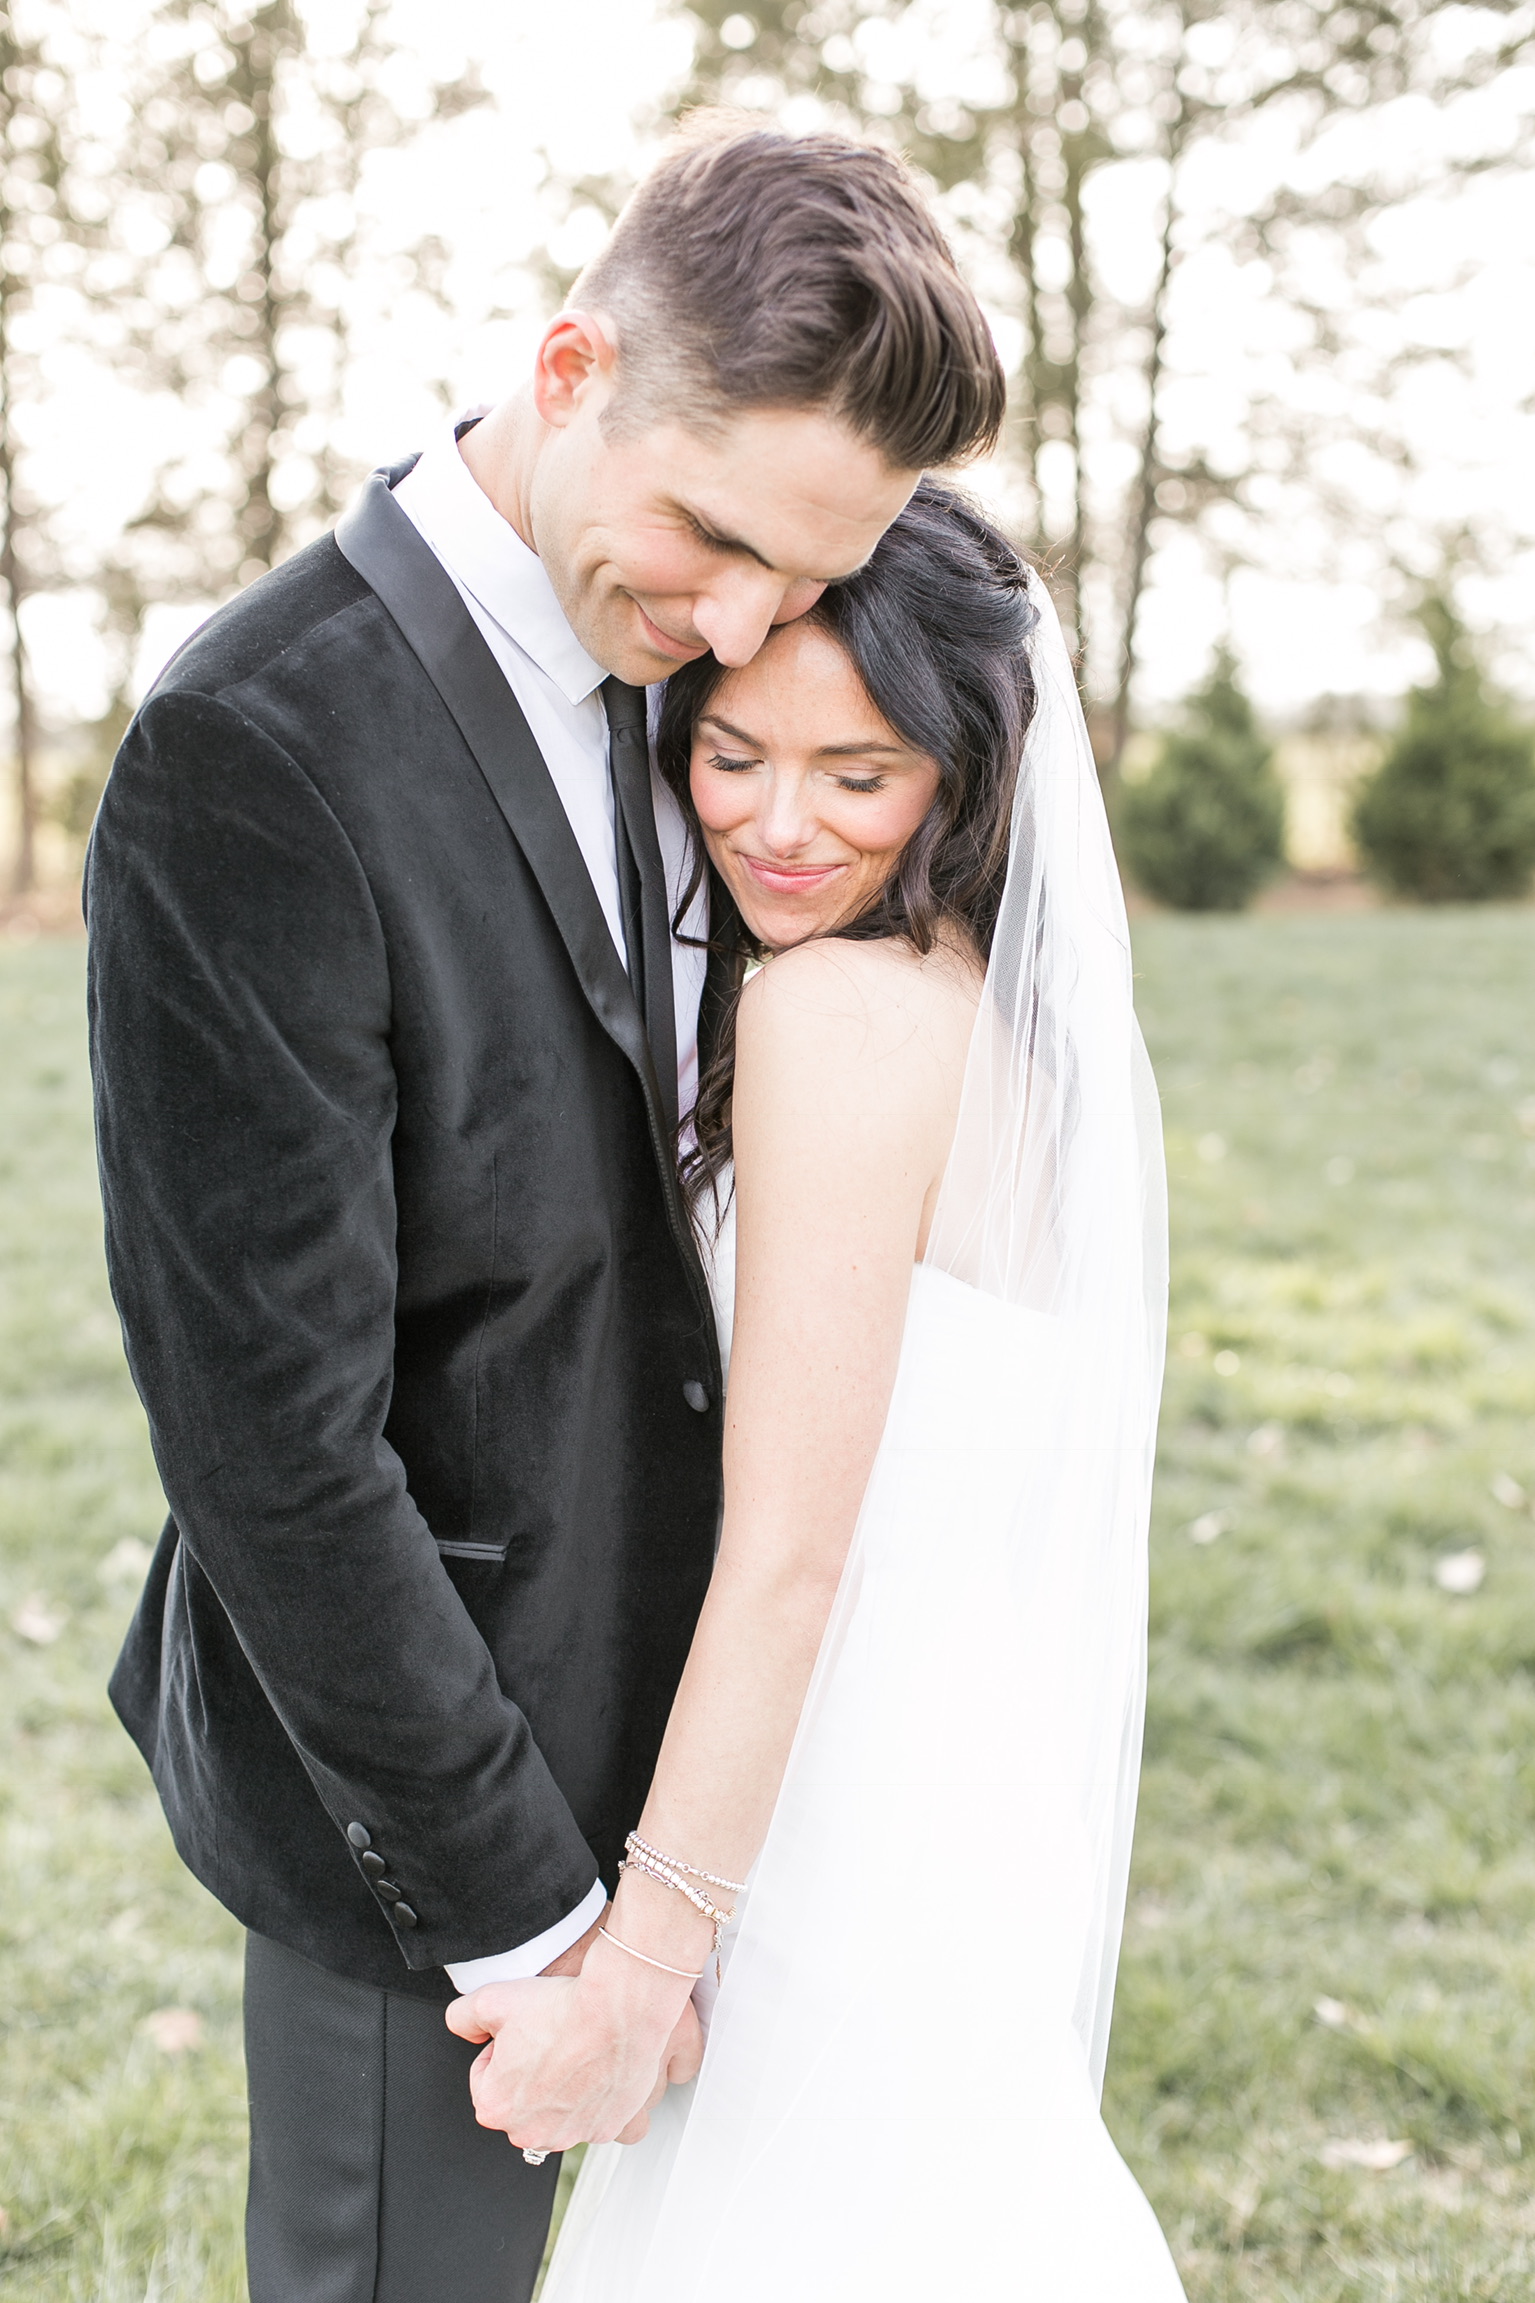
{"left": 448, "top": 481, "right": 1186, "bottom": 2299}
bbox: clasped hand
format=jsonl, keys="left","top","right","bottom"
{"left": 446, "top": 1958, "right": 703, "bottom": 2152}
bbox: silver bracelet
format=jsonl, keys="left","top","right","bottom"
{"left": 625, "top": 1831, "right": 746, "bottom": 1897}
{"left": 597, "top": 1926, "right": 703, "bottom": 1981}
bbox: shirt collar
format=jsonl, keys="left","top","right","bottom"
{"left": 398, "top": 423, "right": 608, "bottom": 707}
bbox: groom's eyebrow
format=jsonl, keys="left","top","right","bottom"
{"left": 677, "top": 499, "right": 870, "bottom": 586}
{"left": 700, "top": 714, "right": 766, "bottom": 746}
{"left": 676, "top": 503, "right": 774, "bottom": 568}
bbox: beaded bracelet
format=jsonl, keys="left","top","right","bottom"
{"left": 625, "top": 1832, "right": 746, "bottom": 1898}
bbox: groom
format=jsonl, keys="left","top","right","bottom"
{"left": 87, "top": 121, "right": 1003, "bottom": 2303}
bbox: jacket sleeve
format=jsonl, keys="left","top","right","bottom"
{"left": 86, "top": 688, "right": 600, "bottom": 1969}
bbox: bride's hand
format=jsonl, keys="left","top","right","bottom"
{"left": 615, "top": 2002, "right": 704, "bottom": 2144}
{"left": 445, "top": 1948, "right": 703, "bottom": 2151}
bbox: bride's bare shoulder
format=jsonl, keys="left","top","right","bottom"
{"left": 735, "top": 933, "right": 981, "bottom": 1104}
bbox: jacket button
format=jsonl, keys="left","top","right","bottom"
{"left": 346, "top": 1823, "right": 372, "bottom": 1850}
{"left": 682, "top": 1380, "right": 709, "bottom": 1413}
{"left": 393, "top": 1904, "right": 418, "bottom": 1929}
{"left": 360, "top": 1851, "right": 386, "bottom": 1878}
{"left": 374, "top": 1880, "right": 402, "bottom": 1903}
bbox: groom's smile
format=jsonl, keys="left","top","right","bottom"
{"left": 626, "top": 595, "right": 710, "bottom": 667}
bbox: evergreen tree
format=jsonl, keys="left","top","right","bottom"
{"left": 1118, "top": 650, "right": 1285, "bottom": 911}
{"left": 1352, "top": 594, "right": 1535, "bottom": 902}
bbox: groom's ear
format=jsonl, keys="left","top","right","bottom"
{"left": 533, "top": 308, "right": 620, "bottom": 430}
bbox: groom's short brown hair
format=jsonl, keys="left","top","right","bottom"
{"left": 576, "top": 118, "right": 1005, "bottom": 472}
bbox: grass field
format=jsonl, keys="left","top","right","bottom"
{"left": 2, "top": 908, "right": 1533, "bottom": 2300}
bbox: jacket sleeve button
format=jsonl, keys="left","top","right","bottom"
{"left": 374, "top": 1880, "right": 402, "bottom": 1903}
{"left": 360, "top": 1851, "right": 386, "bottom": 1877}
{"left": 393, "top": 1904, "right": 418, "bottom": 1929}
{"left": 346, "top": 1823, "right": 372, "bottom": 1850}
{"left": 682, "top": 1380, "right": 709, "bottom": 1413}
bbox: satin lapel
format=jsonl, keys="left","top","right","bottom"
{"left": 603, "top": 678, "right": 680, "bottom": 1142}
{"left": 335, "top": 471, "right": 670, "bottom": 1123}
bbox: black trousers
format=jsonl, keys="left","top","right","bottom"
{"left": 244, "top": 1932, "right": 561, "bottom": 2303}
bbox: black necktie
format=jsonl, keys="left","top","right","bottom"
{"left": 602, "top": 677, "right": 679, "bottom": 1139}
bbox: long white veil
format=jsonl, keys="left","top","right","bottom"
{"left": 546, "top": 575, "right": 1180, "bottom": 2299}
{"left": 923, "top": 568, "right": 1169, "bottom": 2093}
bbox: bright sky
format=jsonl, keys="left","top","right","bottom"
{"left": 32, "top": 0, "right": 1535, "bottom": 725}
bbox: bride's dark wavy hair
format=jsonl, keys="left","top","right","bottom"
{"left": 657, "top": 477, "right": 1040, "bottom": 1210}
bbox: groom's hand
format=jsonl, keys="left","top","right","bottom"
{"left": 445, "top": 1953, "right": 702, "bottom": 2152}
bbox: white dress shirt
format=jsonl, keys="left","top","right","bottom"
{"left": 393, "top": 426, "right": 707, "bottom": 1122}
{"left": 393, "top": 426, "right": 708, "bottom": 1987}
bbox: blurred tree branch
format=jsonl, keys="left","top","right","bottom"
{"left": 0, "top": 0, "right": 492, "bottom": 871}
{"left": 0, "top": 1, "right": 93, "bottom": 893}
{"left": 558, "top": 0, "right": 1534, "bottom": 786}
{"left": 109, "top": 0, "right": 488, "bottom": 597}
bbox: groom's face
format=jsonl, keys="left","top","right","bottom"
{"left": 528, "top": 326, "right": 919, "bottom": 686}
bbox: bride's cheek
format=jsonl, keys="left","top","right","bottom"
{"left": 853, "top": 802, "right": 919, "bottom": 865}
{"left": 692, "top": 774, "right": 745, "bottom": 841}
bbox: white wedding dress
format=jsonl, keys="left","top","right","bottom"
{"left": 542, "top": 580, "right": 1186, "bottom": 2300}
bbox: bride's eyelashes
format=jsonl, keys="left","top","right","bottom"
{"left": 703, "top": 750, "right": 887, "bottom": 796}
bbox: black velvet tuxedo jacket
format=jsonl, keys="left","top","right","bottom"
{"left": 87, "top": 466, "right": 724, "bottom": 1996}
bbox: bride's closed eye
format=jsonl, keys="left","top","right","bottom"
{"left": 706, "top": 747, "right": 887, "bottom": 796}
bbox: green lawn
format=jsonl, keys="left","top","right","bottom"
{"left": 2, "top": 910, "right": 1533, "bottom": 2299}
{"left": 1115, "top": 906, "right": 1535, "bottom": 2299}
{"left": 0, "top": 941, "right": 245, "bottom": 2300}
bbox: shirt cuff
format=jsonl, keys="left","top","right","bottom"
{"left": 444, "top": 1877, "right": 607, "bottom": 1992}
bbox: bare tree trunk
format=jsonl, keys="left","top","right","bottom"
{"left": 1058, "top": 116, "right": 1089, "bottom": 677}
{"left": 0, "top": 8, "right": 31, "bottom": 896}
{"left": 0, "top": 300, "right": 35, "bottom": 896}
{"left": 1007, "top": 144, "right": 1047, "bottom": 546}
{"left": 1105, "top": 171, "right": 1179, "bottom": 793}
{"left": 996, "top": 6, "right": 1094, "bottom": 674}
{"left": 233, "top": 5, "right": 289, "bottom": 574}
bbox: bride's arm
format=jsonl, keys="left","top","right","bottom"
{"left": 624, "top": 939, "right": 959, "bottom": 1911}
{"left": 448, "top": 941, "right": 968, "bottom": 2147}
